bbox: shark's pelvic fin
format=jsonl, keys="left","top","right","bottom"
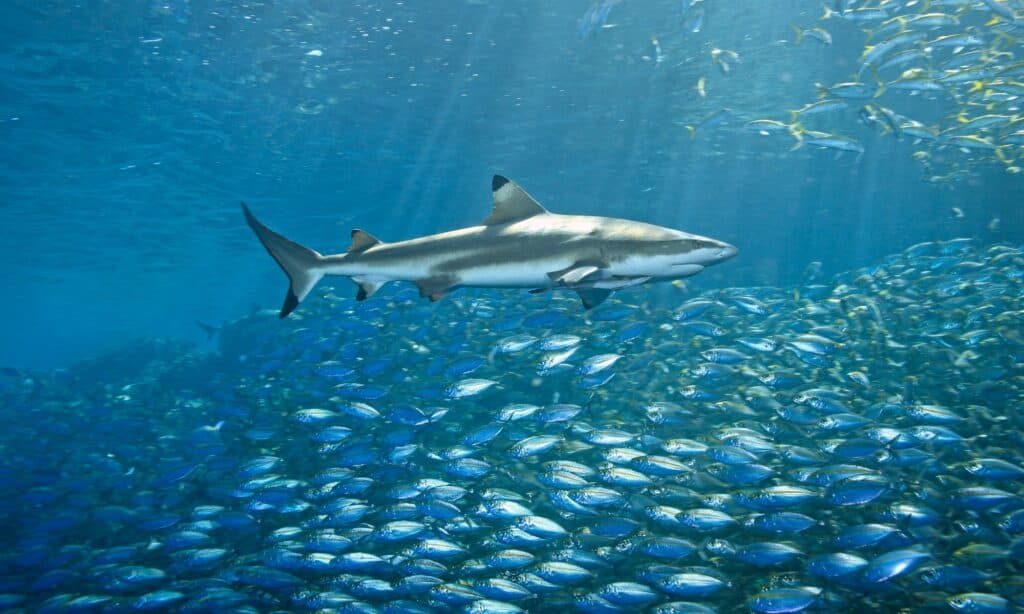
{"left": 415, "top": 275, "right": 458, "bottom": 302}
{"left": 352, "top": 278, "right": 385, "bottom": 301}
{"left": 576, "top": 288, "right": 612, "bottom": 309}
{"left": 482, "top": 175, "right": 549, "bottom": 225}
{"left": 348, "top": 229, "right": 382, "bottom": 253}
{"left": 241, "top": 202, "right": 326, "bottom": 318}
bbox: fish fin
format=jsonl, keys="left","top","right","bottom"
{"left": 415, "top": 276, "right": 458, "bottom": 302}
{"left": 483, "top": 175, "right": 548, "bottom": 225}
{"left": 548, "top": 264, "right": 602, "bottom": 285}
{"left": 353, "top": 278, "right": 385, "bottom": 301}
{"left": 686, "top": 125, "right": 696, "bottom": 139}
{"left": 575, "top": 288, "right": 612, "bottom": 310}
{"left": 348, "top": 229, "right": 382, "bottom": 253}
{"left": 241, "top": 202, "right": 325, "bottom": 318}
{"left": 195, "top": 320, "right": 220, "bottom": 340}
{"left": 789, "top": 127, "right": 805, "bottom": 151}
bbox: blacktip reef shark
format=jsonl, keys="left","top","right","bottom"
{"left": 242, "top": 175, "right": 737, "bottom": 318}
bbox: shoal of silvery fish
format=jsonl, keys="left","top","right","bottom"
{"left": 585, "top": 0, "right": 1024, "bottom": 188}
{"left": 0, "top": 237, "right": 1022, "bottom": 613}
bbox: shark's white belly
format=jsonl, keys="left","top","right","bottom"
{"left": 328, "top": 256, "right": 571, "bottom": 288}
{"left": 453, "top": 256, "right": 581, "bottom": 288}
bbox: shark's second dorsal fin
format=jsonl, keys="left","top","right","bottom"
{"left": 348, "top": 229, "right": 381, "bottom": 253}
{"left": 482, "top": 175, "right": 548, "bottom": 225}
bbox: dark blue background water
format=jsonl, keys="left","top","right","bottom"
{"left": 1, "top": 0, "right": 1019, "bottom": 369}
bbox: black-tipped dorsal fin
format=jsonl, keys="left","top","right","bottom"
{"left": 348, "top": 229, "right": 381, "bottom": 253}
{"left": 482, "top": 175, "right": 548, "bottom": 225}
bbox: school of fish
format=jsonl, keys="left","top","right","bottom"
{"left": 0, "top": 237, "right": 1022, "bottom": 613}
{"left": 585, "top": 0, "right": 1024, "bottom": 185}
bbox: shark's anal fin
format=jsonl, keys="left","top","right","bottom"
{"left": 415, "top": 276, "right": 458, "bottom": 302}
{"left": 348, "top": 229, "right": 382, "bottom": 253}
{"left": 352, "top": 278, "right": 385, "bottom": 301}
{"left": 482, "top": 176, "right": 549, "bottom": 225}
{"left": 576, "top": 288, "right": 612, "bottom": 310}
{"left": 548, "top": 264, "right": 602, "bottom": 286}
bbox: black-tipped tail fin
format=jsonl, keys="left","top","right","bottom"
{"left": 241, "top": 202, "right": 326, "bottom": 318}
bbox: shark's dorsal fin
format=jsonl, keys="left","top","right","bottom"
{"left": 348, "top": 229, "right": 381, "bottom": 253}
{"left": 482, "top": 175, "right": 548, "bottom": 225}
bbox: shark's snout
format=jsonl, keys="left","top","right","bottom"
{"left": 717, "top": 242, "right": 738, "bottom": 261}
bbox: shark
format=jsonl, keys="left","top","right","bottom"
{"left": 242, "top": 175, "right": 737, "bottom": 318}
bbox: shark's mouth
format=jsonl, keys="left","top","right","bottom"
{"left": 671, "top": 264, "right": 706, "bottom": 276}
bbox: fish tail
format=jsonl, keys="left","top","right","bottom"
{"left": 241, "top": 202, "right": 327, "bottom": 318}
{"left": 788, "top": 121, "right": 806, "bottom": 140}
{"left": 996, "top": 145, "right": 1013, "bottom": 165}
{"left": 867, "top": 66, "right": 882, "bottom": 88}
{"left": 686, "top": 125, "right": 696, "bottom": 139}
{"left": 791, "top": 24, "right": 803, "bottom": 45}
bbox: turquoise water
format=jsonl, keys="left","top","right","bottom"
{"left": 1, "top": 2, "right": 1023, "bottom": 612}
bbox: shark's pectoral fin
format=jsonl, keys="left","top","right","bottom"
{"left": 353, "top": 278, "right": 385, "bottom": 301}
{"left": 482, "top": 176, "right": 549, "bottom": 225}
{"left": 415, "top": 276, "right": 458, "bottom": 302}
{"left": 348, "top": 229, "right": 382, "bottom": 253}
{"left": 548, "top": 264, "right": 602, "bottom": 286}
{"left": 575, "top": 288, "right": 612, "bottom": 310}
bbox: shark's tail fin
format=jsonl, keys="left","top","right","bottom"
{"left": 241, "top": 202, "right": 325, "bottom": 318}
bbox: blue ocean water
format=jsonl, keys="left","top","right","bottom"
{"left": 1, "top": 0, "right": 1018, "bottom": 369}
{"left": 2, "top": 1, "right": 1024, "bottom": 613}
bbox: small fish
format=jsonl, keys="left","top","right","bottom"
{"left": 792, "top": 25, "right": 832, "bottom": 45}
{"left": 710, "top": 48, "right": 740, "bottom": 74}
